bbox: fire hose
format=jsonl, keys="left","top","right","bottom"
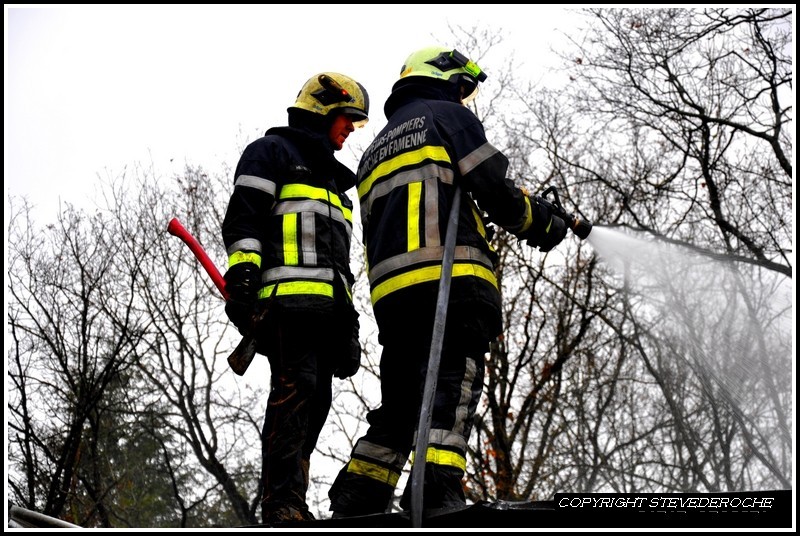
{"left": 411, "top": 185, "right": 590, "bottom": 527}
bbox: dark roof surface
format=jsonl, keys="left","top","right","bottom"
{"left": 10, "top": 490, "right": 792, "bottom": 529}
{"left": 264, "top": 491, "right": 793, "bottom": 530}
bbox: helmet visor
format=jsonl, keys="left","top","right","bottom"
{"left": 462, "top": 85, "right": 479, "bottom": 105}
{"left": 459, "top": 75, "right": 480, "bottom": 105}
{"left": 342, "top": 109, "right": 369, "bottom": 128}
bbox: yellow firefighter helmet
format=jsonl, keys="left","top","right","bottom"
{"left": 397, "top": 46, "right": 488, "bottom": 103}
{"left": 290, "top": 72, "right": 369, "bottom": 127}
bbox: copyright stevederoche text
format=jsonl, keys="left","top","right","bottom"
{"left": 556, "top": 494, "right": 774, "bottom": 511}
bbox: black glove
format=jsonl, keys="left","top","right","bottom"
{"left": 223, "top": 262, "right": 261, "bottom": 332}
{"left": 537, "top": 213, "right": 567, "bottom": 252}
{"left": 524, "top": 196, "right": 568, "bottom": 252}
{"left": 334, "top": 333, "right": 361, "bottom": 380}
{"left": 334, "top": 315, "right": 361, "bottom": 379}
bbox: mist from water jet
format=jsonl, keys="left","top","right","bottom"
{"left": 586, "top": 226, "right": 792, "bottom": 479}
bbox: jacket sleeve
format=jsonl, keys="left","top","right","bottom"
{"left": 221, "top": 138, "right": 284, "bottom": 266}
{"left": 438, "top": 105, "right": 533, "bottom": 238}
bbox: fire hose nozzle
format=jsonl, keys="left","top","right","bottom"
{"left": 570, "top": 216, "right": 593, "bottom": 240}
{"left": 537, "top": 185, "right": 592, "bottom": 240}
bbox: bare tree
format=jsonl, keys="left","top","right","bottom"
{"left": 7, "top": 198, "right": 166, "bottom": 525}
{"left": 8, "top": 10, "right": 791, "bottom": 527}
{"left": 560, "top": 8, "right": 792, "bottom": 275}
{"left": 456, "top": 9, "right": 792, "bottom": 502}
{"left": 101, "top": 163, "right": 264, "bottom": 526}
{"left": 553, "top": 6, "right": 793, "bottom": 489}
{"left": 8, "top": 163, "right": 266, "bottom": 527}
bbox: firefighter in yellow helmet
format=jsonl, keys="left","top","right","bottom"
{"left": 328, "top": 47, "right": 567, "bottom": 517}
{"left": 220, "top": 72, "right": 369, "bottom": 525}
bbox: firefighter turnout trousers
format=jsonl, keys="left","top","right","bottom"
{"left": 259, "top": 307, "right": 339, "bottom": 521}
{"left": 328, "top": 324, "right": 487, "bottom": 516}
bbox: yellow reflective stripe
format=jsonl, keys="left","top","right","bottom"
{"left": 358, "top": 146, "right": 451, "bottom": 200}
{"left": 346, "top": 459, "right": 401, "bottom": 487}
{"left": 470, "top": 204, "right": 486, "bottom": 240}
{"left": 280, "top": 183, "right": 352, "bottom": 222}
{"left": 258, "top": 281, "right": 334, "bottom": 299}
{"left": 407, "top": 181, "right": 421, "bottom": 251}
{"left": 471, "top": 204, "right": 496, "bottom": 254}
{"left": 519, "top": 195, "right": 534, "bottom": 234}
{"left": 410, "top": 447, "right": 467, "bottom": 472}
{"left": 344, "top": 282, "right": 353, "bottom": 301}
{"left": 427, "top": 447, "right": 466, "bottom": 471}
{"left": 228, "top": 251, "right": 262, "bottom": 269}
{"left": 371, "top": 262, "right": 498, "bottom": 304}
{"left": 283, "top": 213, "right": 298, "bottom": 265}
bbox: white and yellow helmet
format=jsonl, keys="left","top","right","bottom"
{"left": 290, "top": 72, "right": 369, "bottom": 126}
{"left": 397, "top": 46, "right": 488, "bottom": 103}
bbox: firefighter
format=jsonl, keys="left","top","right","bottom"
{"left": 328, "top": 46, "right": 568, "bottom": 517}
{"left": 221, "top": 72, "right": 369, "bottom": 524}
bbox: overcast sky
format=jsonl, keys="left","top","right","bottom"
{"left": 5, "top": 4, "right": 584, "bottom": 224}
{"left": 4, "top": 5, "right": 587, "bottom": 506}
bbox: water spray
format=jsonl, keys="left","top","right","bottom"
{"left": 534, "top": 186, "right": 593, "bottom": 240}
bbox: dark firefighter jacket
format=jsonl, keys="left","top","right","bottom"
{"left": 356, "top": 82, "right": 535, "bottom": 343}
{"left": 222, "top": 126, "right": 357, "bottom": 316}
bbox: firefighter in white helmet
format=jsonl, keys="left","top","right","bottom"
{"left": 328, "top": 46, "right": 567, "bottom": 517}
{"left": 221, "top": 72, "right": 369, "bottom": 525}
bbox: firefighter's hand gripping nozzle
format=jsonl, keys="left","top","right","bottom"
{"left": 535, "top": 186, "right": 592, "bottom": 240}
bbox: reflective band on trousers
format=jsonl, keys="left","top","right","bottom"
{"left": 258, "top": 281, "right": 334, "bottom": 299}
{"left": 345, "top": 459, "right": 401, "bottom": 487}
{"left": 370, "top": 262, "right": 498, "bottom": 305}
{"left": 411, "top": 447, "right": 467, "bottom": 472}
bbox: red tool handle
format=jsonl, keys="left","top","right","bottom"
{"left": 167, "top": 218, "right": 229, "bottom": 300}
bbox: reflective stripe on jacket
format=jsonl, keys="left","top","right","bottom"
{"left": 356, "top": 93, "right": 532, "bottom": 337}
{"left": 222, "top": 126, "right": 356, "bottom": 310}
